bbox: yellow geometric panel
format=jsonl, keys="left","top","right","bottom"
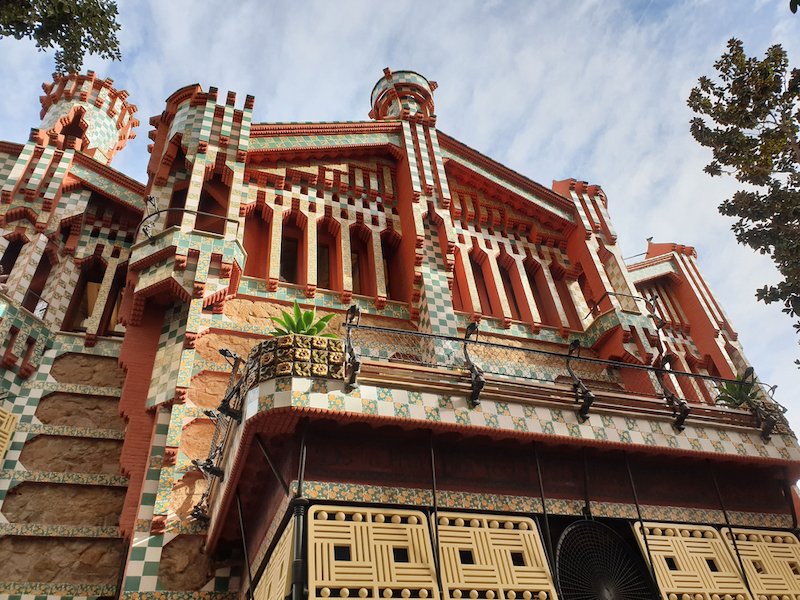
{"left": 633, "top": 522, "right": 752, "bottom": 600}
{"left": 721, "top": 527, "right": 800, "bottom": 599}
{"left": 255, "top": 519, "right": 294, "bottom": 600}
{"left": 435, "top": 511, "right": 558, "bottom": 600}
{"left": 308, "top": 505, "right": 440, "bottom": 600}
{"left": 0, "top": 407, "right": 18, "bottom": 462}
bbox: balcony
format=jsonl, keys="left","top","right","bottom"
{"left": 189, "top": 320, "right": 795, "bottom": 549}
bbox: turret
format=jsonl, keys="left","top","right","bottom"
{"left": 369, "top": 67, "right": 437, "bottom": 124}
{"left": 34, "top": 71, "right": 138, "bottom": 164}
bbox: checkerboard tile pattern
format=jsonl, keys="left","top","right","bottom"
{"left": 147, "top": 303, "right": 189, "bottom": 407}
{"left": 241, "top": 377, "right": 800, "bottom": 463}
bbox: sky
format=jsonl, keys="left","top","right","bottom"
{"left": 0, "top": 0, "right": 799, "bottom": 430}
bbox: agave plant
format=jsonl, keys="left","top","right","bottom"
{"left": 715, "top": 372, "right": 759, "bottom": 408}
{"left": 269, "top": 301, "right": 337, "bottom": 338}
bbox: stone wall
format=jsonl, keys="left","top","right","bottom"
{"left": 18, "top": 435, "right": 122, "bottom": 474}
{"left": 0, "top": 537, "right": 125, "bottom": 584}
{"left": 2, "top": 482, "right": 125, "bottom": 526}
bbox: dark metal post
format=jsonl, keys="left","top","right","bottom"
{"left": 624, "top": 452, "right": 659, "bottom": 592}
{"left": 581, "top": 449, "right": 592, "bottom": 519}
{"left": 291, "top": 422, "right": 309, "bottom": 600}
{"left": 255, "top": 434, "right": 291, "bottom": 495}
{"left": 429, "top": 438, "right": 444, "bottom": 598}
{"left": 236, "top": 491, "right": 254, "bottom": 600}
{"left": 709, "top": 462, "right": 754, "bottom": 599}
{"left": 533, "top": 443, "right": 554, "bottom": 570}
{"left": 783, "top": 469, "right": 798, "bottom": 530}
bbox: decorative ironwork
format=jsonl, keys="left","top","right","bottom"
{"left": 190, "top": 334, "right": 345, "bottom": 522}
{"left": 653, "top": 354, "right": 691, "bottom": 432}
{"left": 462, "top": 322, "right": 485, "bottom": 408}
{"left": 566, "top": 339, "right": 595, "bottom": 423}
{"left": 342, "top": 323, "right": 789, "bottom": 440}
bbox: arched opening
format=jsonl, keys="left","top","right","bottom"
{"left": 279, "top": 210, "right": 306, "bottom": 285}
{"left": 165, "top": 187, "right": 188, "bottom": 230}
{"left": 524, "top": 259, "right": 559, "bottom": 327}
{"left": 451, "top": 250, "right": 473, "bottom": 313}
{"left": 0, "top": 237, "right": 24, "bottom": 280}
{"left": 62, "top": 259, "right": 106, "bottom": 332}
{"left": 498, "top": 261, "right": 522, "bottom": 321}
{"left": 469, "top": 252, "right": 496, "bottom": 317}
{"left": 60, "top": 112, "right": 87, "bottom": 149}
{"left": 552, "top": 267, "right": 583, "bottom": 330}
{"left": 195, "top": 174, "right": 229, "bottom": 235}
{"left": 22, "top": 251, "right": 55, "bottom": 318}
{"left": 317, "top": 217, "right": 341, "bottom": 292}
{"left": 243, "top": 208, "right": 272, "bottom": 279}
{"left": 349, "top": 224, "right": 376, "bottom": 297}
{"left": 380, "top": 232, "right": 404, "bottom": 302}
{"left": 101, "top": 265, "right": 127, "bottom": 336}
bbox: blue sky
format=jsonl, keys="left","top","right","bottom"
{"left": 1, "top": 0, "right": 799, "bottom": 429}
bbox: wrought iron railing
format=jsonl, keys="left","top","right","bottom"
{"left": 341, "top": 318, "right": 790, "bottom": 441}
{"left": 189, "top": 315, "right": 792, "bottom": 524}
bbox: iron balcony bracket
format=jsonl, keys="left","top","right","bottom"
{"left": 344, "top": 305, "right": 362, "bottom": 392}
{"left": 191, "top": 457, "right": 225, "bottom": 480}
{"left": 567, "top": 340, "right": 595, "bottom": 423}
{"left": 653, "top": 354, "right": 690, "bottom": 432}
{"left": 749, "top": 398, "right": 787, "bottom": 442}
{"left": 463, "top": 323, "right": 485, "bottom": 408}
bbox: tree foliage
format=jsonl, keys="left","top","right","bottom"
{"left": 0, "top": 0, "right": 121, "bottom": 74}
{"left": 688, "top": 39, "right": 800, "bottom": 362}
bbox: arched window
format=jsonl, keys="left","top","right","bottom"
{"left": 551, "top": 266, "right": 582, "bottom": 330}
{"left": 63, "top": 259, "right": 106, "bottom": 332}
{"left": 524, "top": 259, "right": 559, "bottom": 327}
{"left": 165, "top": 187, "right": 187, "bottom": 230}
{"left": 380, "top": 232, "right": 404, "bottom": 302}
{"left": 195, "top": 174, "right": 229, "bottom": 235}
{"left": 498, "top": 261, "right": 522, "bottom": 321}
{"left": 103, "top": 265, "right": 127, "bottom": 336}
{"left": 349, "top": 224, "right": 376, "bottom": 297}
{"left": 22, "top": 251, "right": 55, "bottom": 318}
{"left": 317, "top": 217, "right": 341, "bottom": 291}
{"left": 451, "top": 250, "right": 470, "bottom": 312}
{"left": 0, "top": 237, "right": 24, "bottom": 280}
{"left": 279, "top": 211, "right": 306, "bottom": 285}
{"left": 469, "top": 253, "right": 494, "bottom": 316}
{"left": 243, "top": 208, "right": 271, "bottom": 279}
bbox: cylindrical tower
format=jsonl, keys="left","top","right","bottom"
{"left": 369, "top": 67, "right": 438, "bottom": 124}
{"left": 36, "top": 71, "right": 138, "bottom": 164}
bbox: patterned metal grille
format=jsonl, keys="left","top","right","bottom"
{"left": 435, "top": 512, "right": 558, "bottom": 600}
{"left": 557, "top": 520, "right": 653, "bottom": 600}
{"left": 308, "top": 505, "right": 440, "bottom": 600}
{"left": 254, "top": 520, "right": 295, "bottom": 600}
{"left": 721, "top": 527, "right": 800, "bottom": 599}
{"left": 633, "top": 522, "right": 751, "bottom": 600}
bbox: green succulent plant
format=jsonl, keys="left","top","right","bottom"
{"left": 269, "top": 301, "right": 337, "bottom": 338}
{"left": 715, "top": 372, "right": 759, "bottom": 408}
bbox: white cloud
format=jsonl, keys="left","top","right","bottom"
{"left": 1, "top": 0, "right": 799, "bottom": 430}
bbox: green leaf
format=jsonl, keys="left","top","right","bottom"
{"left": 280, "top": 309, "right": 295, "bottom": 330}
{"left": 302, "top": 308, "right": 315, "bottom": 332}
{"left": 293, "top": 301, "right": 303, "bottom": 328}
{"left": 311, "top": 313, "right": 335, "bottom": 335}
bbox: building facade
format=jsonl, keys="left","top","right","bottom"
{"left": 0, "top": 69, "right": 797, "bottom": 600}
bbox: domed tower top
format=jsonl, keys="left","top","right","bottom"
{"left": 369, "top": 68, "right": 438, "bottom": 125}
{"left": 35, "top": 71, "right": 139, "bottom": 165}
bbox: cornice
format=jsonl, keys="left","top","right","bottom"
{"left": 250, "top": 120, "right": 402, "bottom": 137}
{"left": 437, "top": 130, "right": 575, "bottom": 215}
